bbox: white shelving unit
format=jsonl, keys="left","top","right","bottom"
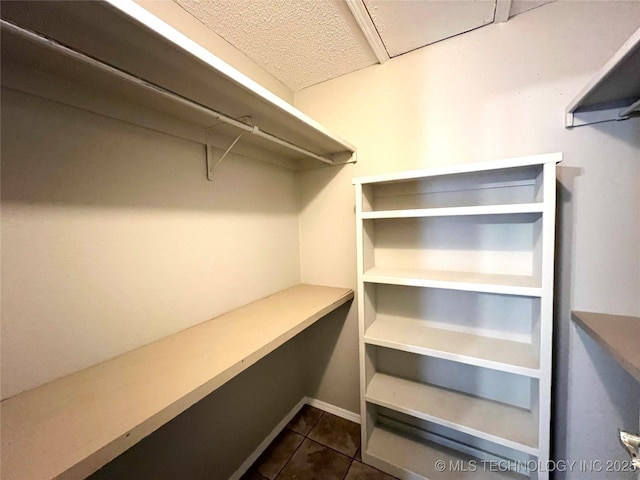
{"left": 565, "top": 26, "right": 640, "bottom": 127}
{"left": 353, "top": 153, "right": 561, "bottom": 479}
{"left": 0, "top": 0, "right": 356, "bottom": 174}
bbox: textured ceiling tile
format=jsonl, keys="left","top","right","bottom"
{"left": 365, "top": 0, "right": 497, "bottom": 57}
{"left": 175, "top": 0, "right": 378, "bottom": 90}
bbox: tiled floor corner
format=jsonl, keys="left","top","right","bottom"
{"left": 242, "top": 405, "right": 397, "bottom": 480}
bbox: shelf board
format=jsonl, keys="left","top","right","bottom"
{"left": 572, "top": 311, "right": 640, "bottom": 382}
{"left": 0, "top": 1, "right": 355, "bottom": 167}
{"left": 363, "top": 267, "right": 542, "bottom": 297}
{"left": 352, "top": 152, "right": 562, "bottom": 185}
{"left": 361, "top": 203, "right": 544, "bottom": 219}
{"left": 365, "top": 424, "right": 528, "bottom": 480}
{"left": 366, "top": 373, "right": 539, "bottom": 455}
{"left": 0, "top": 284, "right": 353, "bottom": 480}
{"left": 365, "top": 317, "right": 540, "bottom": 377}
{"left": 565, "top": 26, "right": 640, "bottom": 127}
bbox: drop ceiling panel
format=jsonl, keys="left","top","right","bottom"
{"left": 364, "top": 0, "right": 497, "bottom": 57}
{"left": 175, "top": 0, "right": 377, "bottom": 90}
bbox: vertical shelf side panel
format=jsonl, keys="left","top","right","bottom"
{"left": 356, "top": 183, "right": 378, "bottom": 451}
{"left": 536, "top": 161, "right": 558, "bottom": 478}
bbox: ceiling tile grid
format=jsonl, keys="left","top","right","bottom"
{"left": 175, "top": 0, "right": 378, "bottom": 90}
{"left": 364, "top": 0, "right": 497, "bottom": 57}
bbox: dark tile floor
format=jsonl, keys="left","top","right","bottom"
{"left": 242, "top": 405, "right": 397, "bottom": 480}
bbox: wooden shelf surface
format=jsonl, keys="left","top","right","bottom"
{"left": 361, "top": 203, "right": 544, "bottom": 219}
{"left": 0, "top": 284, "right": 353, "bottom": 480}
{"left": 363, "top": 267, "right": 542, "bottom": 297}
{"left": 365, "top": 424, "right": 528, "bottom": 480}
{"left": 573, "top": 311, "right": 640, "bottom": 382}
{"left": 0, "top": 1, "right": 355, "bottom": 167}
{"left": 366, "top": 373, "right": 538, "bottom": 455}
{"left": 565, "top": 26, "right": 640, "bottom": 127}
{"left": 365, "top": 317, "right": 539, "bottom": 377}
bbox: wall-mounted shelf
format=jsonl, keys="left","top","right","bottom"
{"left": 572, "top": 311, "right": 640, "bottom": 382}
{"left": 0, "top": 284, "right": 353, "bottom": 480}
{"left": 0, "top": 0, "right": 356, "bottom": 172}
{"left": 565, "top": 26, "right": 640, "bottom": 127}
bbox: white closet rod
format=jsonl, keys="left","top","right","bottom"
{"left": 1, "top": 19, "right": 336, "bottom": 166}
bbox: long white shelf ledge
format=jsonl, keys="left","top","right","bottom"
{"left": 0, "top": 1, "right": 356, "bottom": 169}
{"left": 352, "top": 153, "right": 562, "bottom": 185}
{"left": 565, "top": 26, "right": 640, "bottom": 127}
{"left": 363, "top": 267, "right": 542, "bottom": 297}
{"left": 366, "top": 373, "right": 539, "bottom": 455}
{"left": 365, "top": 316, "right": 540, "bottom": 377}
{"left": 365, "top": 424, "right": 527, "bottom": 480}
{"left": 0, "top": 284, "right": 353, "bottom": 480}
{"left": 572, "top": 311, "right": 640, "bottom": 382}
{"left": 361, "top": 203, "right": 544, "bottom": 219}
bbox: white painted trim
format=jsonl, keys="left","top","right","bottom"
{"left": 344, "top": 0, "right": 390, "bottom": 64}
{"left": 228, "top": 397, "right": 307, "bottom": 480}
{"left": 352, "top": 152, "right": 562, "bottom": 185}
{"left": 494, "top": 0, "right": 512, "bottom": 23}
{"left": 305, "top": 397, "right": 361, "bottom": 424}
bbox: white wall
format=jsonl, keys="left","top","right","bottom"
{"left": 295, "top": 2, "right": 640, "bottom": 478}
{"left": 0, "top": 83, "right": 309, "bottom": 477}
{"left": 0, "top": 88, "right": 301, "bottom": 398}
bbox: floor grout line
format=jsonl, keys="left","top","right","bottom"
{"left": 274, "top": 406, "right": 325, "bottom": 480}
{"left": 256, "top": 405, "right": 369, "bottom": 480}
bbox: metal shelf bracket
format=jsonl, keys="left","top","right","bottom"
{"left": 207, "top": 128, "right": 250, "bottom": 180}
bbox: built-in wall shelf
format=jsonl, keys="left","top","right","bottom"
{"left": 363, "top": 267, "right": 542, "bottom": 297}
{"left": 0, "top": 284, "right": 353, "bottom": 480}
{"left": 565, "top": 26, "right": 640, "bottom": 127}
{"left": 366, "top": 425, "right": 527, "bottom": 480}
{"left": 0, "top": 1, "right": 356, "bottom": 171}
{"left": 366, "top": 373, "right": 539, "bottom": 454}
{"left": 361, "top": 203, "right": 544, "bottom": 219}
{"left": 572, "top": 311, "right": 640, "bottom": 382}
{"left": 365, "top": 316, "right": 540, "bottom": 377}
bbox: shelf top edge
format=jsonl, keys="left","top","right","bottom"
{"left": 105, "top": 1, "right": 356, "bottom": 154}
{"left": 572, "top": 310, "right": 640, "bottom": 382}
{"left": 360, "top": 203, "right": 545, "bottom": 218}
{"left": 565, "top": 26, "right": 640, "bottom": 114}
{"left": 352, "top": 153, "right": 562, "bottom": 185}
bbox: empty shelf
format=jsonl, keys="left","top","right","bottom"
{"left": 366, "top": 424, "right": 528, "bottom": 480}
{"left": 0, "top": 1, "right": 356, "bottom": 167}
{"left": 361, "top": 203, "right": 544, "bottom": 219}
{"left": 565, "top": 26, "right": 640, "bottom": 127}
{"left": 0, "top": 284, "right": 353, "bottom": 480}
{"left": 573, "top": 311, "right": 640, "bottom": 382}
{"left": 363, "top": 267, "right": 542, "bottom": 297}
{"left": 366, "top": 373, "right": 539, "bottom": 455}
{"left": 365, "top": 317, "right": 539, "bottom": 377}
